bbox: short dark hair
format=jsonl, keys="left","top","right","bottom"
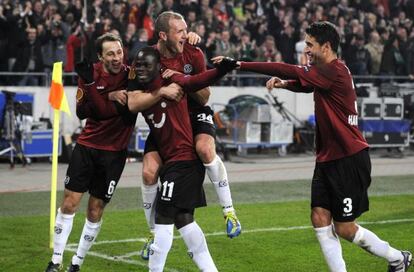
{"left": 135, "top": 46, "right": 160, "bottom": 64}
{"left": 95, "top": 32, "right": 123, "bottom": 56}
{"left": 154, "top": 11, "right": 184, "bottom": 38}
{"left": 305, "top": 21, "right": 340, "bottom": 53}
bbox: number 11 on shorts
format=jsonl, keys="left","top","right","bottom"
{"left": 161, "top": 181, "right": 174, "bottom": 201}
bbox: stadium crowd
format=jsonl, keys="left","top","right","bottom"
{"left": 1, "top": 0, "right": 414, "bottom": 86}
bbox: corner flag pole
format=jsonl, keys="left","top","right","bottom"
{"left": 48, "top": 62, "right": 71, "bottom": 248}
{"left": 49, "top": 109, "right": 60, "bottom": 248}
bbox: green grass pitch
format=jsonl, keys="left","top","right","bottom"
{"left": 1, "top": 175, "right": 413, "bottom": 271}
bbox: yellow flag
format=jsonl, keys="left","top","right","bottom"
{"left": 48, "top": 62, "right": 71, "bottom": 116}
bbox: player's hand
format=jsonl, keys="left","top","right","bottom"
{"left": 75, "top": 59, "right": 94, "bottom": 84}
{"left": 108, "top": 90, "right": 128, "bottom": 105}
{"left": 187, "top": 32, "right": 201, "bottom": 45}
{"left": 211, "top": 56, "right": 240, "bottom": 72}
{"left": 159, "top": 83, "right": 184, "bottom": 102}
{"left": 162, "top": 69, "right": 183, "bottom": 79}
{"left": 266, "top": 77, "right": 288, "bottom": 91}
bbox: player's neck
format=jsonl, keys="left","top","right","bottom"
{"left": 324, "top": 53, "right": 337, "bottom": 64}
{"left": 319, "top": 53, "right": 337, "bottom": 66}
{"left": 157, "top": 42, "right": 177, "bottom": 58}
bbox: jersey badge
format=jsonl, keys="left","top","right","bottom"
{"left": 183, "top": 64, "right": 193, "bottom": 74}
{"left": 76, "top": 88, "right": 84, "bottom": 102}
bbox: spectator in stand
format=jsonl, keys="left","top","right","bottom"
{"left": 365, "top": 30, "right": 384, "bottom": 74}
{"left": 12, "top": 27, "right": 44, "bottom": 86}
{"left": 214, "top": 29, "right": 237, "bottom": 59}
{"left": 65, "top": 22, "right": 99, "bottom": 73}
{"left": 127, "top": 27, "right": 148, "bottom": 64}
{"left": 205, "top": 30, "right": 218, "bottom": 66}
{"left": 405, "top": 28, "right": 414, "bottom": 78}
{"left": 230, "top": 24, "right": 243, "bottom": 45}
{"left": 380, "top": 34, "right": 407, "bottom": 76}
{"left": 257, "top": 35, "right": 281, "bottom": 62}
{"left": 278, "top": 23, "right": 296, "bottom": 64}
{"left": 41, "top": 17, "right": 70, "bottom": 75}
{"left": 202, "top": 8, "right": 220, "bottom": 34}
{"left": 236, "top": 30, "right": 257, "bottom": 86}
{"left": 252, "top": 21, "right": 268, "bottom": 47}
{"left": 345, "top": 34, "right": 372, "bottom": 75}
{"left": 0, "top": 4, "right": 9, "bottom": 76}
{"left": 295, "top": 31, "right": 307, "bottom": 65}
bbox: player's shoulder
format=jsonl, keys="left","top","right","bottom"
{"left": 184, "top": 43, "right": 204, "bottom": 56}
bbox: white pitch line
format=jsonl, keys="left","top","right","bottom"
{"left": 65, "top": 246, "right": 181, "bottom": 272}
{"left": 68, "top": 217, "right": 414, "bottom": 247}
{"left": 65, "top": 218, "right": 414, "bottom": 271}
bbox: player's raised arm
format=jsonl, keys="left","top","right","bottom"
{"left": 74, "top": 60, "right": 126, "bottom": 120}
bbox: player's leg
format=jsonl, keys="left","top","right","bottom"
{"left": 333, "top": 221, "right": 411, "bottom": 271}
{"left": 332, "top": 149, "right": 411, "bottom": 272}
{"left": 68, "top": 148, "right": 126, "bottom": 271}
{"left": 311, "top": 166, "right": 347, "bottom": 272}
{"left": 192, "top": 106, "right": 241, "bottom": 238}
{"left": 45, "top": 144, "right": 90, "bottom": 272}
{"left": 68, "top": 196, "right": 106, "bottom": 271}
{"left": 140, "top": 134, "right": 162, "bottom": 260}
{"left": 45, "top": 190, "right": 82, "bottom": 272}
{"left": 176, "top": 211, "right": 218, "bottom": 272}
{"left": 149, "top": 213, "right": 175, "bottom": 272}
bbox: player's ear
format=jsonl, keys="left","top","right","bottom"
{"left": 322, "top": 41, "right": 331, "bottom": 54}
{"left": 159, "top": 31, "right": 167, "bottom": 41}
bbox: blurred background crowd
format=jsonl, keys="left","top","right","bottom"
{"left": 1, "top": 0, "right": 414, "bottom": 86}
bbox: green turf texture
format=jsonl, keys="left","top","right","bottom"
{"left": 1, "top": 175, "right": 413, "bottom": 271}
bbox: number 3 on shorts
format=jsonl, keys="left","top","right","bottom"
{"left": 343, "top": 197, "right": 353, "bottom": 213}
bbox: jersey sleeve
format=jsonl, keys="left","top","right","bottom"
{"left": 191, "top": 47, "right": 207, "bottom": 73}
{"left": 294, "top": 64, "right": 337, "bottom": 90}
{"left": 285, "top": 80, "right": 314, "bottom": 93}
{"left": 171, "top": 68, "right": 225, "bottom": 93}
{"left": 76, "top": 79, "right": 126, "bottom": 120}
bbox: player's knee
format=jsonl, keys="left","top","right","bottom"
{"left": 61, "top": 197, "right": 80, "bottom": 214}
{"left": 333, "top": 222, "right": 358, "bottom": 241}
{"left": 87, "top": 205, "right": 104, "bottom": 222}
{"left": 142, "top": 167, "right": 158, "bottom": 185}
{"left": 196, "top": 143, "right": 216, "bottom": 163}
{"left": 311, "top": 208, "right": 331, "bottom": 228}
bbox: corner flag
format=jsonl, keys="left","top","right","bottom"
{"left": 48, "top": 62, "right": 71, "bottom": 248}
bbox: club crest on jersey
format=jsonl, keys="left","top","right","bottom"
{"left": 76, "top": 88, "right": 84, "bottom": 102}
{"left": 183, "top": 64, "right": 193, "bottom": 74}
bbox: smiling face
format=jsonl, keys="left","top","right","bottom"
{"left": 304, "top": 34, "right": 328, "bottom": 65}
{"left": 100, "top": 40, "right": 124, "bottom": 74}
{"left": 162, "top": 18, "right": 188, "bottom": 55}
{"left": 134, "top": 51, "right": 160, "bottom": 84}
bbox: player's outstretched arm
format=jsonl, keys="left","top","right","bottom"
{"left": 166, "top": 67, "right": 231, "bottom": 93}
{"left": 211, "top": 56, "right": 299, "bottom": 79}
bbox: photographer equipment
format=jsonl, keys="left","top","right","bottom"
{"left": 0, "top": 90, "right": 27, "bottom": 167}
